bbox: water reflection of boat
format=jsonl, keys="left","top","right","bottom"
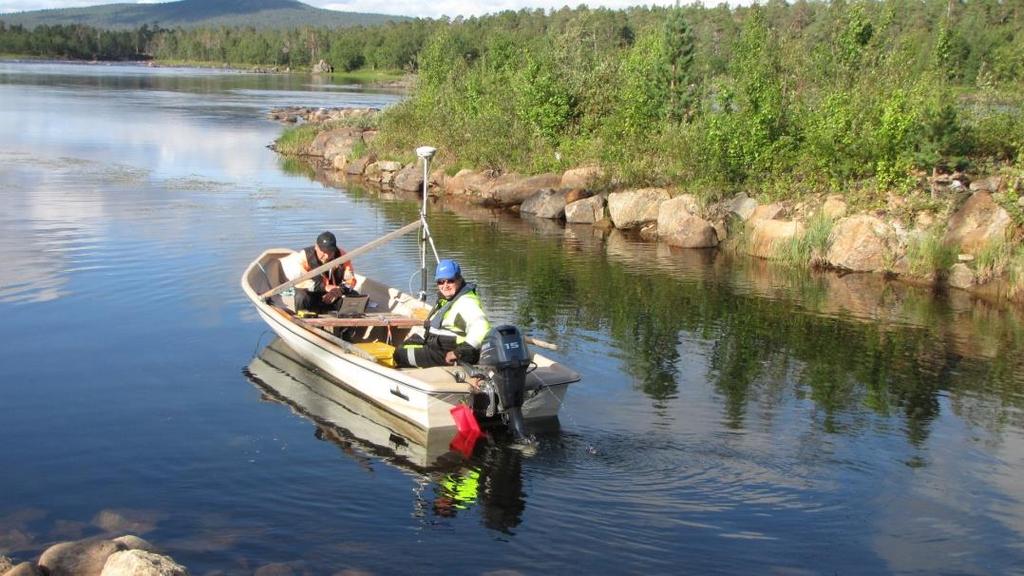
{"left": 246, "top": 337, "right": 462, "bottom": 470}
{"left": 246, "top": 338, "right": 530, "bottom": 531}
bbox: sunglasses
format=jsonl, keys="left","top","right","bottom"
{"left": 436, "top": 278, "right": 458, "bottom": 286}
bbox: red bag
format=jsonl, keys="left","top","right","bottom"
{"left": 449, "top": 404, "right": 482, "bottom": 457}
{"left": 450, "top": 403, "right": 481, "bottom": 435}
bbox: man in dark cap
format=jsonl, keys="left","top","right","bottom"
{"left": 280, "top": 231, "right": 357, "bottom": 313}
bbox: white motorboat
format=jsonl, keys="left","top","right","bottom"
{"left": 241, "top": 248, "right": 578, "bottom": 435}
{"left": 241, "top": 146, "right": 579, "bottom": 437}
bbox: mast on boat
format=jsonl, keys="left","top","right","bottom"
{"left": 416, "top": 146, "right": 438, "bottom": 301}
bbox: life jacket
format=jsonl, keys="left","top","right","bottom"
{"left": 301, "top": 246, "right": 355, "bottom": 291}
{"left": 427, "top": 282, "right": 489, "bottom": 349}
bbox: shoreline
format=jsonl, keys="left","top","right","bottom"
{"left": 269, "top": 107, "right": 1024, "bottom": 309}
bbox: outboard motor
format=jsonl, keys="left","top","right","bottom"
{"left": 476, "top": 325, "right": 531, "bottom": 440}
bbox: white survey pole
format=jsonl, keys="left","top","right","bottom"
{"left": 416, "top": 146, "right": 437, "bottom": 300}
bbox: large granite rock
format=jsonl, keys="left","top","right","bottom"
{"left": 968, "top": 175, "right": 1003, "bottom": 192}
{"left": 565, "top": 195, "right": 605, "bottom": 224}
{"left": 101, "top": 551, "right": 189, "bottom": 576}
{"left": 749, "top": 203, "right": 784, "bottom": 221}
{"left": 943, "top": 191, "right": 1012, "bottom": 254}
{"left": 4, "top": 562, "right": 43, "bottom": 576}
{"left": 311, "top": 59, "right": 333, "bottom": 74}
{"left": 482, "top": 173, "right": 562, "bottom": 207}
{"left": 822, "top": 195, "right": 847, "bottom": 219}
{"left": 520, "top": 189, "right": 568, "bottom": 219}
{"left": 657, "top": 195, "right": 718, "bottom": 248}
{"left": 305, "top": 127, "right": 363, "bottom": 161}
{"left": 947, "top": 263, "right": 975, "bottom": 289}
{"left": 39, "top": 539, "right": 125, "bottom": 576}
{"left": 345, "top": 154, "right": 376, "bottom": 176}
{"left": 112, "top": 535, "right": 157, "bottom": 553}
{"left": 445, "top": 169, "right": 493, "bottom": 196}
{"left": 746, "top": 219, "right": 803, "bottom": 259}
{"left": 826, "top": 215, "right": 892, "bottom": 272}
{"left": 728, "top": 193, "right": 758, "bottom": 221}
{"left": 392, "top": 164, "right": 424, "bottom": 192}
{"left": 560, "top": 166, "right": 604, "bottom": 190}
{"left": 607, "top": 188, "right": 670, "bottom": 229}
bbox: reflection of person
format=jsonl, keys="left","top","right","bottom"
{"left": 280, "top": 231, "right": 356, "bottom": 313}
{"left": 433, "top": 468, "right": 480, "bottom": 518}
{"left": 394, "top": 259, "right": 490, "bottom": 368}
{"left": 430, "top": 444, "right": 525, "bottom": 532}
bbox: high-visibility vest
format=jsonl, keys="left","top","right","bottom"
{"left": 427, "top": 282, "right": 489, "bottom": 349}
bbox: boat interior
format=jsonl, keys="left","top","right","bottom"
{"left": 244, "top": 249, "right": 579, "bottom": 391}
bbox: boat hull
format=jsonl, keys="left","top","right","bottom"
{"left": 242, "top": 249, "right": 579, "bottom": 432}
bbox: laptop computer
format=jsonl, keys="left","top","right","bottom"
{"left": 335, "top": 294, "right": 369, "bottom": 317}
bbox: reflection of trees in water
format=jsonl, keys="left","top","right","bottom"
{"left": 336, "top": 181, "right": 1024, "bottom": 446}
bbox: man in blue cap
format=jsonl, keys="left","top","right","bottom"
{"left": 394, "top": 259, "right": 490, "bottom": 368}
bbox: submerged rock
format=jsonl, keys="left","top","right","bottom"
{"left": 39, "top": 539, "right": 125, "bottom": 576}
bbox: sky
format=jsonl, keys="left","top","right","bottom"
{"left": 0, "top": 0, "right": 716, "bottom": 20}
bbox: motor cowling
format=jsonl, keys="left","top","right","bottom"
{"left": 476, "top": 325, "right": 531, "bottom": 439}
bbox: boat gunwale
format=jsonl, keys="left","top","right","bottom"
{"left": 242, "top": 249, "right": 473, "bottom": 395}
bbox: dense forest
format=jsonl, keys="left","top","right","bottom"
{"left": 2, "top": 0, "right": 1023, "bottom": 200}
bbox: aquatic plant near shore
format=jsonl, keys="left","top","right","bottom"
{"left": 274, "top": 123, "right": 320, "bottom": 156}
{"left": 905, "top": 228, "right": 958, "bottom": 278}
{"left": 774, "top": 212, "right": 835, "bottom": 268}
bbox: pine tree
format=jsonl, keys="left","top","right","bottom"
{"left": 663, "top": 6, "right": 695, "bottom": 122}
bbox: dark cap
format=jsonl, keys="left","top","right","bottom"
{"left": 316, "top": 231, "right": 339, "bottom": 256}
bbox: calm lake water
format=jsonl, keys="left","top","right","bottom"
{"left": 2, "top": 61, "right": 1023, "bottom": 576}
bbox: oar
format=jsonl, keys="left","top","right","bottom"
{"left": 260, "top": 219, "right": 422, "bottom": 300}
{"left": 525, "top": 336, "right": 558, "bottom": 351}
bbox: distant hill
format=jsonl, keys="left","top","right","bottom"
{"left": 0, "top": 0, "right": 411, "bottom": 30}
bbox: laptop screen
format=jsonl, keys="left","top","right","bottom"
{"left": 337, "top": 295, "right": 369, "bottom": 315}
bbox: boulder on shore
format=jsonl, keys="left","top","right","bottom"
{"left": 101, "top": 550, "right": 189, "bottom": 576}
{"left": 746, "top": 219, "right": 803, "bottom": 259}
{"left": 393, "top": 164, "right": 424, "bottom": 192}
{"left": 657, "top": 195, "right": 718, "bottom": 248}
{"left": 607, "top": 188, "right": 670, "bottom": 230}
{"left": 305, "top": 127, "right": 363, "bottom": 162}
{"left": 521, "top": 189, "right": 568, "bottom": 219}
{"left": 943, "top": 191, "right": 1012, "bottom": 254}
{"left": 826, "top": 215, "right": 892, "bottom": 272}
{"left": 445, "top": 169, "right": 493, "bottom": 197}
{"left": 4, "top": 562, "right": 43, "bottom": 576}
{"left": 565, "top": 195, "right": 605, "bottom": 224}
{"left": 482, "top": 173, "right": 562, "bottom": 207}
{"left": 39, "top": 539, "right": 125, "bottom": 576}
{"left": 560, "top": 166, "right": 604, "bottom": 190}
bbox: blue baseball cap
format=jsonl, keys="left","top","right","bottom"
{"left": 434, "top": 259, "right": 462, "bottom": 281}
